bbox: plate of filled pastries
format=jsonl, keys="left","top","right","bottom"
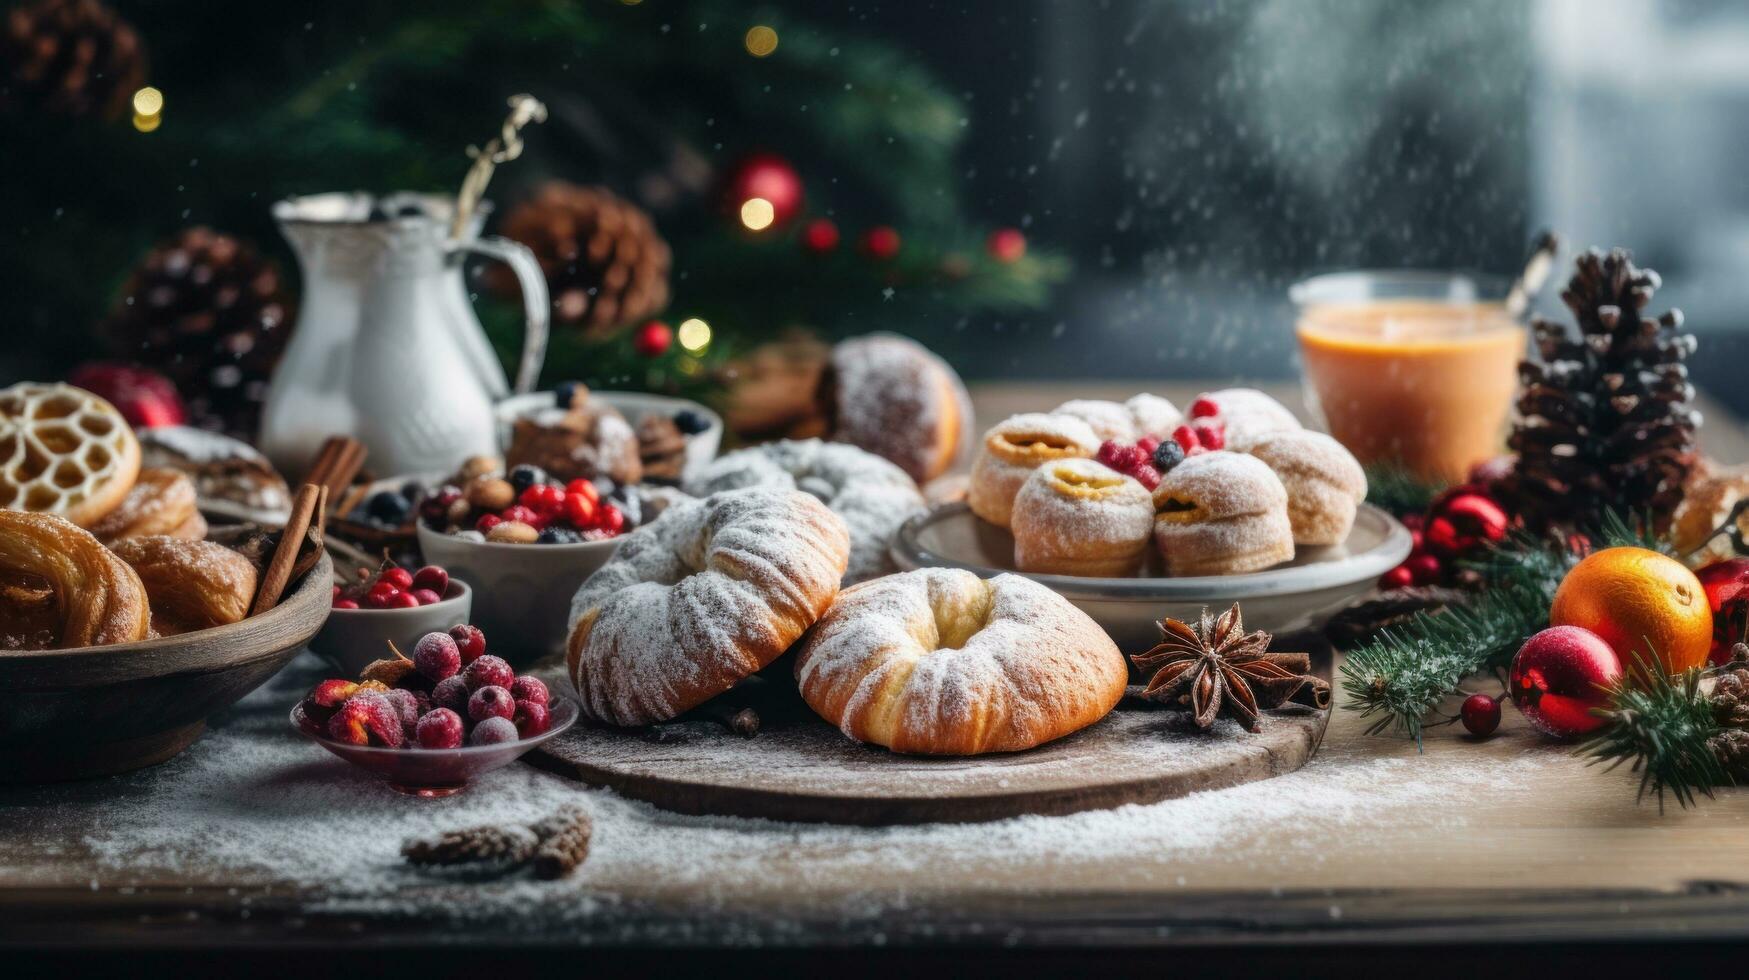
{"left": 0, "top": 382, "right": 331, "bottom": 781}
{"left": 893, "top": 388, "right": 1412, "bottom": 650}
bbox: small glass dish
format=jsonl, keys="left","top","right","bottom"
{"left": 292, "top": 697, "right": 578, "bottom": 797}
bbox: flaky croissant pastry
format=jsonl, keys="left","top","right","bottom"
{"left": 108, "top": 536, "right": 257, "bottom": 636}
{"left": 0, "top": 511, "right": 149, "bottom": 648}
{"left": 89, "top": 467, "right": 206, "bottom": 545}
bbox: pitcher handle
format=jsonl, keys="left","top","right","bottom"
{"left": 450, "top": 235, "right": 550, "bottom": 395}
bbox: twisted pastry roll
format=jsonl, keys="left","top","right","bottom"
{"left": 0, "top": 511, "right": 149, "bottom": 648}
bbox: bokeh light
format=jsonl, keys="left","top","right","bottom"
{"left": 739, "top": 197, "right": 776, "bottom": 231}
{"left": 677, "top": 318, "right": 712, "bottom": 352}
{"left": 744, "top": 25, "right": 778, "bottom": 57}
{"left": 131, "top": 86, "right": 163, "bottom": 116}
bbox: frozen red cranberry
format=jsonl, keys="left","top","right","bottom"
{"left": 1188, "top": 397, "right": 1220, "bottom": 419}
{"left": 326, "top": 692, "right": 404, "bottom": 747}
{"left": 1171, "top": 424, "right": 1200, "bottom": 452}
{"left": 382, "top": 688, "right": 422, "bottom": 734}
{"left": 514, "top": 700, "right": 551, "bottom": 738}
{"left": 301, "top": 678, "right": 362, "bottom": 726}
{"left": 415, "top": 708, "right": 465, "bottom": 749}
{"left": 597, "top": 504, "right": 625, "bottom": 534}
{"left": 563, "top": 492, "right": 597, "bottom": 529}
{"left": 333, "top": 598, "right": 359, "bottom": 610}
{"left": 468, "top": 685, "right": 516, "bottom": 723}
{"left": 431, "top": 674, "right": 470, "bottom": 713}
{"left": 475, "top": 513, "right": 504, "bottom": 534}
{"left": 510, "top": 675, "right": 549, "bottom": 707}
{"left": 379, "top": 567, "right": 414, "bottom": 591}
{"left": 464, "top": 654, "right": 514, "bottom": 691}
{"left": 411, "top": 565, "right": 449, "bottom": 594}
{"left": 469, "top": 716, "right": 519, "bottom": 746}
{"left": 385, "top": 590, "right": 420, "bottom": 609}
{"left": 410, "top": 588, "right": 443, "bottom": 606}
{"left": 413, "top": 632, "right": 461, "bottom": 681}
{"left": 500, "top": 504, "right": 540, "bottom": 526}
{"left": 448, "top": 624, "right": 487, "bottom": 664}
{"left": 331, "top": 584, "right": 343, "bottom": 599}
{"left": 1190, "top": 420, "right": 1226, "bottom": 450}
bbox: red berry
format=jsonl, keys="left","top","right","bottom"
{"left": 1460, "top": 694, "right": 1502, "bottom": 737}
{"left": 410, "top": 588, "right": 443, "bottom": 606}
{"left": 468, "top": 685, "right": 516, "bottom": 723}
{"left": 415, "top": 708, "right": 465, "bottom": 749}
{"left": 1188, "top": 397, "right": 1220, "bottom": 419}
{"left": 514, "top": 700, "right": 551, "bottom": 738}
{"left": 1129, "top": 464, "right": 1161, "bottom": 491}
{"left": 1440, "top": 493, "right": 1509, "bottom": 544}
{"left": 332, "top": 584, "right": 343, "bottom": 599}
{"left": 1409, "top": 529, "right": 1424, "bottom": 554}
{"left": 633, "top": 320, "right": 673, "bottom": 358}
{"left": 475, "top": 513, "right": 503, "bottom": 533}
{"left": 1190, "top": 420, "right": 1226, "bottom": 450}
{"left": 430, "top": 675, "right": 470, "bottom": 713}
{"left": 449, "top": 624, "right": 487, "bottom": 664}
{"left": 326, "top": 692, "right": 403, "bottom": 747}
{"left": 500, "top": 504, "right": 539, "bottom": 526}
{"left": 469, "top": 716, "right": 519, "bottom": 746}
{"left": 411, "top": 565, "right": 449, "bottom": 594}
{"left": 364, "top": 587, "right": 400, "bottom": 610}
{"left": 385, "top": 590, "right": 420, "bottom": 609}
{"left": 1379, "top": 565, "right": 1414, "bottom": 589}
{"left": 333, "top": 598, "right": 359, "bottom": 610}
{"left": 463, "top": 654, "right": 514, "bottom": 692}
{"left": 1136, "top": 436, "right": 1161, "bottom": 455}
{"left": 859, "top": 225, "right": 901, "bottom": 261}
{"left": 1405, "top": 553, "right": 1442, "bottom": 585}
{"left": 379, "top": 567, "right": 414, "bottom": 590}
{"left": 1171, "top": 425, "right": 1200, "bottom": 452}
{"left": 986, "top": 227, "right": 1026, "bottom": 263}
{"left": 1423, "top": 516, "right": 1462, "bottom": 556}
{"left": 510, "top": 675, "right": 549, "bottom": 707}
{"left": 563, "top": 492, "right": 597, "bottom": 529}
{"left": 1401, "top": 512, "right": 1425, "bottom": 531}
{"left": 801, "top": 218, "right": 840, "bottom": 254}
{"left": 565, "top": 479, "right": 600, "bottom": 502}
{"left": 381, "top": 688, "right": 422, "bottom": 735}
{"left": 1095, "top": 440, "right": 1140, "bottom": 471}
{"left": 520, "top": 484, "right": 564, "bottom": 513}
{"left": 597, "top": 504, "right": 625, "bottom": 534}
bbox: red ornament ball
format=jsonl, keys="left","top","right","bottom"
{"left": 1697, "top": 557, "right": 1749, "bottom": 666}
{"left": 632, "top": 320, "right": 673, "bottom": 358}
{"left": 859, "top": 225, "right": 902, "bottom": 261}
{"left": 1460, "top": 694, "right": 1502, "bottom": 737}
{"left": 1509, "top": 625, "right": 1622, "bottom": 738}
{"left": 986, "top": 227, "right": 1026, "bottom": 263}
{"left": 801, "top": 218, "right": 840, "bottom": 254}
{"left": 67, "top": 362, "right": 186, "bottom": 429}
{"left": 723, "top": 152, "right": 804, "bottom": 229}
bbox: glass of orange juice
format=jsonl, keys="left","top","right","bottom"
{"left": 1290, "top": 271, "right": 1525, "bottom": 485}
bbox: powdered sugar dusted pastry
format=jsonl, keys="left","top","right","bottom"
{"left": 1152, "top": 451, "right": 1294, "bottom": 576}
{"left": 1051, "top": 395, "right": 1183, "bottom": 443}
{"left": 1191, "top": 388, "right": 1301, "bottom": 450}
{"left": 794, "top": 567, "right": 1126, "bottom": 755}
{"left": 684, "top": 439, "right": 923, "bottom": 584}
{"left": 109, "top": 535, "right": 257, "bottom": 636}
{"left": 1011, "top": 458, "right": 1152, "bottom": 577}
{"left": 506, "top": 385, "right": 642, "bottom": 485}
{"left": 967, "top": 413, "right": 1100, "bottom": 529}
{"left": 1246, "top": 430, "right": 1366, "bottom": 546}
{"left": 565, "top": 487, "right": 850, "bottom": 727}
{"left": 828, "top": 333, "right": 971, "bottom": 484}
{"left": 138, "top": 425, "right": 291, "bottom": 515}
{"left": 1125, "top": 393, "right": 1184, "bottom": 441}
{"left": 89, "top": 468, "right": 206, "bottom": 545}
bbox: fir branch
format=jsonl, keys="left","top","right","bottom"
{"left": 1362, "top": 464, "right": 1447, "bottom": 517}
{"left": 1580, "top": 658, "right": 1725, "bottom": 812}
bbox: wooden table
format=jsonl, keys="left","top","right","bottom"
{"left": 4, "top": 382, "right": 1749, "bottom": 961}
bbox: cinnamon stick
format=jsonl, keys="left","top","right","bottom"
{"left": 305, "top": 436, "right": 367, "bottom": 512}
{"left": 251, "top": 483, "right": 321, "bottom": 616}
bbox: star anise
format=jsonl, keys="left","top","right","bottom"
{"left": 1131, "top": 603, "right": 1329, "bottom": 732}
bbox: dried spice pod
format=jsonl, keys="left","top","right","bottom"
{"left": 1131, "top": 603, "right": 1327, "bottom": 732}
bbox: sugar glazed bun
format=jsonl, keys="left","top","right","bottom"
{"left": 967, "top": 413, "right": 1100, "bottom": 529}
{"left": 565, "top": 487, "right": 851, "bottom": 726}
{"left": 827, "top": 333, "right": 971, "bottom": 484}
{"left": 1152, "top": 451, "right": 1294, "bottom": 576}
{"left": 684, "top": 439, "right": 924, "bottom": 585}
{"left": 89, "top": 468, "right": 206, "bottom": 545}
{"left": 1246, "top": 430, "right": 1367, "bottom": 546}
{"left": 1011, "top": 458, "right": 1153, "bottom": 577}
{"left": 1050, "top": 394, "right": 1183, "bottom": 443}
{"left": 795, "top": 567, "right": 1127, "bottom": 755}
{"left": 109, "top": 536, "right": 258, "bottom": 636}
{"left": 0, "top": 382, "right": 142, "bottom": 528}
{"left": 1192, "top": 388, "right": 1302, "bottom": 450}
{"left": 0, "top": 511, "right": 149, "bottom": 648}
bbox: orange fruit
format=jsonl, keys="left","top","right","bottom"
{"left": 1549, "top": 547, "right": 1713, "bottom": 677}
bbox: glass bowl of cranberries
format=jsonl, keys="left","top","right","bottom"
{"left": 292, "top": 626, "right": 578, "bottom": 796}
{"left": 311, "top": 562, "right": 472, "bottom": 677}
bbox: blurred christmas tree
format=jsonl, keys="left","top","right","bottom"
{"left": 0, "top": 0, "right": 1066, "bottom": 409}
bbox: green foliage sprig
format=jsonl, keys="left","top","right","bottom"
{"left": 1579, "top": 657, "right": 1725, "bottom": 812}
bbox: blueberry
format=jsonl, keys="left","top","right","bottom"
{"left": 537, "top": 527, "right": 581, "bottom": 545}
{"left": 508, "top": 464, "right": 547, "bottom": 495}
{"left": 1151, "top": 440, "right": 1186, "bottom": 473}
{"left": 366, "top": 490, "right": 412, "bottom": 525}
{"left": 553, "top": 380, "right": 582, "bottom": 409}
{"left": 673, "top": 409, "right": 710, "bottom": 435}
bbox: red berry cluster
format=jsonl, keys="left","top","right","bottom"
{"left": 333, "top": 563, "right": 451, "bottom": 610}
{"left": 294, "top": 624, "right": 554, "bottom": 749}
{"left": 1379, "top": 470, "right": 1511, "bottom": 589}
{"left": 423, "top": 467, "right": 627, "bottom": 545}
{"left": 1092, "top": 418, "right": 1227, "bottom": 492}
{"left": 1095, "top": 438, "right": 1163, "bottom": 489}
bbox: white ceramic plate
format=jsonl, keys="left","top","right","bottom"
{"left": 891, "top": 503, "right": 1412, "bottom": 651}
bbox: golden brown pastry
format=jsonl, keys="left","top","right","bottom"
{"left": 108, "top": 536, "right": 258, "bottom": 636}
{"left": 967, "top": 413, "right": 1100, "bottom": 529}
{"left": 0, "top": 382, "right": 141, "bottom": 528}
{"left": 794, "top": 568, "right": 1128, "bottom": 755}
{"left": 1245, "top": 430, "right": 1367, "bottom": 546}
{"left": 89, "top": 468, "right": 206, "bottom": 545}
{"left": 825, "top": 333, "right": 971, "bottom": 483}
{"left": 1011, "top": 458, "right": 1153, "bottom": 577}
{"left": 0, "top": 511, "right": 149, "bottom": 648}
{"left": 1152, "top": 451, "right": 1295, "bottom": 576}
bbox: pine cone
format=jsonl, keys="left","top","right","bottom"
{"left": 531, "top": 805, "right": 593, "bottom": 880}
{"left": 1712, "top": 668, "right": 1749, "bottom": 730}
{"left": 102, "top": 227, "right": 294, "bottom": 439}
{"left": 495, "top": 182, "right": 670, "bottom": 338}
{"left": 401, "top": 824, "right": 539, "bottom": 868}
{"left": 1, "top": 0, "right": 146, "bottom": 119}
{"left": 1708, "top": 728, "right": 1749, "bottom": 783}
{"left": 1495, "top": 248, "right": 1699, "bottom": 534}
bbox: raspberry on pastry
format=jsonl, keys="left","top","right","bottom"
{"left": 1187, "top": 388, "right": 1301, "bottom": 451}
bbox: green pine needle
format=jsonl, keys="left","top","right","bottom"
{"left": 1361, "top": 465, "right": 1448, "bottom": 517}
{"left": 1579, "top": 657, "right": 1725, "bottom": 812}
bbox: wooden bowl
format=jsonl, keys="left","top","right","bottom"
{"left": 0, "top": 552, "right": 333, "bottom": 783}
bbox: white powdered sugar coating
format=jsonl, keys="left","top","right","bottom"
{"left": 967, "top": 412, "right": 1100, "bottom": 528}
{"left": 140, "top": 425, "right": 273, "bottom": 466}
{"left": 1051, "top": 394, "right": 1183, "bottom": 444}
{"left": 1124, "top": 393, "right": 1184, "bottom": 440}
{"left": 1152, "top": 451, "right": 1294, "bottom": 575}
{"left": 830, "top": 333, "right": 954, "bottom": 482}
{"left": 566, "top": 487, "right": 850, "bottom": 726}
{"left": 1010, "top": 458, "right": 1152, "bottom": 576}
{"left": 592, "top": 411, "right": 638, "bottom": 468}
{"left": 1195, "top": 387, "right": 1302, "bottom": 450}
{"left": 1246, "top": 429, "right": 1367, "bottom": 546}
{"left": 139, "top": 426, "right": 291, "bottom": 511}
{"left": 685, "top": 439, "right": 924, "bottom": 584}
{"left": 795, "top": 568, "right": 1126, "bottom": 754}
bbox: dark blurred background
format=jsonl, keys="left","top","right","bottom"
{"left": 5, "top": 0, "right": 1745, "bottom": 428}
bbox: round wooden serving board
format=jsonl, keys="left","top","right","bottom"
{"left": 530, "top": 686, "right": 1331, "bottom": 826}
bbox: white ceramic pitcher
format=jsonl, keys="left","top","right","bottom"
{"left": 259, "top": 192, "right": 549, "bottom": 477}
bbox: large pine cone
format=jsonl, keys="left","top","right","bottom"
{"left": 1496, "top": 247, "right": 1699, "bottom": 533}
{"left": 1713, "top": 668, "right": 1749, "bottom": 730}
{"left": 1709, "top": 728, "right": 1749, "bottom": 783}
{"left": 103, "top": 227, "right": 294, "bottom": 440}
{"left": 1, "top": 0, "right": 146, "bottom": 119}
{"left": 494, "top": 182, "right": 670, "bottom": 338}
